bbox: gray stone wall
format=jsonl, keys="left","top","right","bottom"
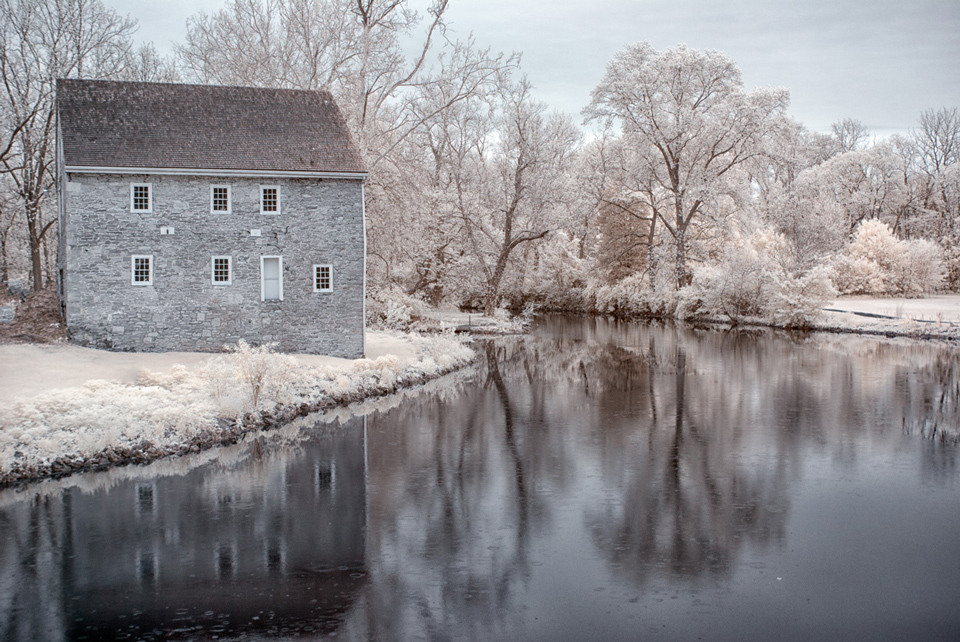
{"left": 61, "top": 173, "right": 365, "bottom": 357}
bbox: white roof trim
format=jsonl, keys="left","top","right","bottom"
{"left": 64, "top": 165, "right": 367, "bottom": 180}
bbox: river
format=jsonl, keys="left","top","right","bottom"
{"left": 1, "top": 317, "right": 959, "bottom": 641}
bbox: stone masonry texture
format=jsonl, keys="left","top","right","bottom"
{"left": 62, "top": 174, "right": 365, "bottom": 357}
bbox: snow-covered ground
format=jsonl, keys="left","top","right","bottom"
{"left": 0, "top": 331, "right": 473, "bottom": 484}
{"left": 817, "top": 295, "right": 960, "bottom": 340}
{"left": 825, "top": 295, "right": 960, "bottom": 323}
{"left": 0, "top": 331, "right": 418, "bottom": 404}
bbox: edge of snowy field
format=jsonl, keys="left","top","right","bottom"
{"left": 0, "top": 331, "right": 476, "bottom": 488}
{"left": 674, "top": 297, "right": 960, "bottom": 343}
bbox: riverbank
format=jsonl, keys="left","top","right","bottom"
{"left": 661, "top": 295, "right": 960, "bottom": 342}
{"left": 0, "top": 331, "right": 474, "bottom": 487}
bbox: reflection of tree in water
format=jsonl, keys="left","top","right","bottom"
{"left": 583, "top": 337, "right": 792, "bottom": 584}
{"left": 0, "top": 494, "right": 71, "bottom": 641}
{"left": 572, "top": 320, "right": 960, "bottom": 585}
{"left": 349, "top": 339, "right": 576, "bottom": 640}
{"left": 343, "top": 318, "right": 960, "bottom": 638}
{"left": 902, "top": 351, "right": 960, "bottom": 481}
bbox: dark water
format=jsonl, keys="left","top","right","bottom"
{"left": 2, "top": 317, "right": 959, "bottom": 641}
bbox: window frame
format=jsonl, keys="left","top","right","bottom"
{"left": 210, "top": 185, "right": 232, "bottom": 214}
{"left": 211, "top": 255, "right": 232, "bottom": 285}
{"left": 131, "top": 255, "right": 154, "bottom": 285}
{"left": 259, "top": 185, "right": 280, "bottom": 215}
{"left": 260, "top": 255, "right": 283, "bottom": 301}
{"left": 130, "top": 183, "right": 153, "bottom": 213}
{"left": 313, "top": 264, "right": 333, "bottom": 293}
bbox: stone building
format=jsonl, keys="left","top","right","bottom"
{"left": 56, "top": 79, "right": 367, "bottom": 356}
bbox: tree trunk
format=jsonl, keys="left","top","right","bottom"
{"left": 674, "top": 225, "right": 688, "bottom": 289}
{"left": 645, "top": 209, "right": 658, "bottom": 283}
{"left": 26, "top": 203, "right": 44, "bottom": 291}
{"left": 0, "top": 231, "right": 9, "bottom": 287}
{"left": 484, "top": 262, "right": 506, "bottom": 316}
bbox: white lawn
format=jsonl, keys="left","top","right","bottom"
{"left": 824, "top": 295, "right": 960, "bottom": 323}
{"left": 0, "top": 331, "right": 418, "bottom": 404}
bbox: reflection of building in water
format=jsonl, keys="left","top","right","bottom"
{"left": 0, "top": 417, "right": 367, "bottom": 641}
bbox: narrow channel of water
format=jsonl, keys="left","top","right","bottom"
{"left": 1, "top": 317, "right": 959, "bottom": 641}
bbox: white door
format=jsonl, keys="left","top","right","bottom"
{"left": 262, "top": 257, "right": 282, "bottom": 300}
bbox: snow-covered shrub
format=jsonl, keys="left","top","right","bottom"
{"left": 678, "top": 231, "right": 770, "bottom": 322}
{"left": 366, "top": 285, "right": 432, "bottom": 330}
{"left": 684, "top": 238, "right": 767, "bottom": 320}
{"left": 678, "top": 229, "right": 835, "bottom": 327}
{"left": 520, "top": 231, "right": 589, "bottom": 310}
{"left": 830, "top": 254, "right": 885, "bottom": 295}
{"left": 893, "top": 237, "right": 945, "bottom": 296}
{"left": 228, "top": 340, "right": 298, "bottom": 410}
{"left": 766, "top": 266, "right": 837, "bottom": 327}
{"left": 939, "top": 230, "right": 960, "bottom": 291}
{"left": 590, "top": 241, "right": 682, "bottom": 318}
{"left": 591, "top": 271, "right": 679, "bottom": 318}
{"left": 833, "top": 220, "right": 944, "bottom": 296}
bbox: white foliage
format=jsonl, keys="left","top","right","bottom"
{"left": 519, "top": 230, "right": 588, "bottom": 308}
{"left": 766, "top": 266, "right": 837, "bottom": 328}
{"left": 591, "top": 270, "right": 679, "bottom": 318}
{"left": 678, "top": 228, "right": 836, "bottom": 327}
{"left": 228, "top": 340, "right": 300, "bottom": 410}
{"left": 833, "top": 220, "right": 944, "bottom": 296}
{"left": 366, "top": 285, "right": 431, "bottom": 331}
{"left": 585, "top": 42, "right": 790, "bottom": 286}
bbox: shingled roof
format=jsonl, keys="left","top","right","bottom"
{"left": 57, "top": 79, "right": 365, "bottom": 175}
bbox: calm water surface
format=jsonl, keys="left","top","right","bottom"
{"left": 2, "top": 318, "right": 959, "bottom": 641}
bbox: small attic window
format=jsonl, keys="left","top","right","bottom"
{"left": 131, "top": 183, "right": 152, "bottom": 212}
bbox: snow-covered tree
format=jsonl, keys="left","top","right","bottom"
{"left": 798, "top": 144, "right": 911, "bottom": 233}
{"left": 831, "top": 117, "right": 869, "bottom": 153}
{"left": 457, "top": 79, "right": 581, "bottom": 313}
{"left": 832, "top": 219, "right": 944, "bottom": 296}
{"left": 177, "top": 0, "right": 510, "bottom": 172}
{"left": 584, "top": 42, "right": 789, "bottom": 289}
{"left": 0, "top": 0, "right": 137, "bottom": 290}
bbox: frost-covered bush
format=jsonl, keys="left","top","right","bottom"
{"left": 228, "top": 340, "right": 299, "bottom": 410}
{"left": 766, "top": 266, "right": 837, "bottom": 327}
{"left": 519, "top": 231, "right": 589, "bottom": 310}
{"left": 681, "top": 239, "right": 767, "bottom": 319}
{"left": 590, "top": 241, "right": 682, "bottom": 318}
{"left": 591, "top": 271, "right": 679, "bottom": 318}
{"left": 940, "top": 230, "right": 960, "bottom": 291}
{"left": 678, "top": 229, "right": 835, "bottom": 327}
{"left": 832, "top": 220, "right": 944, "bottom": 296}
{"left": 830, "top": 254, "right": 885, "bottom": 295}
{"left": 366, "top": 285, "right": 432, "bottom": 330}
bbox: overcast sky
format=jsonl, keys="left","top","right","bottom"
{"left": 113, "top": 0, "right": 960, "bottom": 137}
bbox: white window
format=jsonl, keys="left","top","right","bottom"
{"left": 131, "top": 183, "right": 152, "bottom": 212}
{"left": 211, "top": 185, "right": 231, "bottom": 213}
{"left": 260, "top": 185, "right": 280, "bottom": 215}
{"left": 131, "top": 255, "right": 153, "bottom": 285}
{"left": 313, "top": 264, "right": 332, "bottom": 292}
{"left": 211, "top": 256, "right": 232, "bottom": 285}
{"left": 261, "top": 256, "right": 283, "bottom": 301}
